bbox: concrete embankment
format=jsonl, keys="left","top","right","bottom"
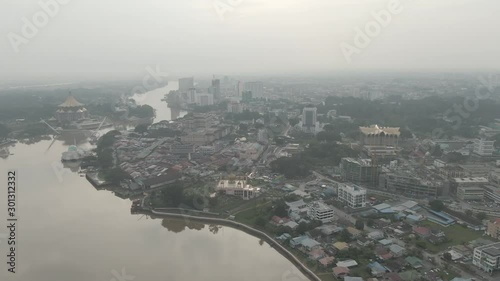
{"left": 148, "top": 209, "right": 321, "bottom": 281}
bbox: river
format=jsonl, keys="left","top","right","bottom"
{"left": 0, "top": 83, "right": 308, "bottom": 281}
{"left": 131, "top": 81, "right": 187, "bottom": 123}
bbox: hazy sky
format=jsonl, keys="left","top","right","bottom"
{"left": 1, "top": 0, "right": 499, "bottom": 80}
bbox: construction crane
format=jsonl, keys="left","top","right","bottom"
{"left": 40, "top": 119, "right": 61, "bottom": 135}
{"left": 89, "top": 117, "right": 107, "bottom": 144}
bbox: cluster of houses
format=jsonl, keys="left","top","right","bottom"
{"left": 266, "top": 195, "right": 490, "bottom": 281}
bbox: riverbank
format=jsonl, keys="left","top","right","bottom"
{"left": 137, "top": 208, "right": 322, "bottom": 281}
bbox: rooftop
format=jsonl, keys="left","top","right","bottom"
{"left": 59, "top": 94, "right": 85, "bottom": 108}
{"left": 360, "top": 125, "right": 400, "bottom": 136}
{"left": 480, "top": 242, "right": 500, "bottom": 257}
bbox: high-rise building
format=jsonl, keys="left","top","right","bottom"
{"left": 179, "top": 77, "right": 194, "bottom": 92}
{"left": 473, "top": 139, "right": 495, "bottom": 156}
{"left": 195, "top": 93, "right": 214, "bottom": 106}
{"left": 227, "top": 101, "right": 243, "bottom": 113}
{"left": 340, "top": 158, "right": 378, "bottom": 186}
{"left": 210, "top": 78, "right": 221, "bottom": 101}
{"left": 379, "top": 172, "right": 443, "bottom": 199}
{"left": 473, "top": 242, "right": 500, "bottom": 273}
{"left": 236, "top": 81, "right": 243, "bottom": 97}
{"left": 338, "top": 184, "right": 367, "bottom": 209}
{"left": 242, "top": 91, "right": 253, "bottom": 102}
{"left": 301, "top": 107, "right": 317, "bottom": 134}
{"left": 187, "top": 88, "right": 196, "bottom": 103}
{"left": 244, "top": 81, "right": 263, "bottom": 99}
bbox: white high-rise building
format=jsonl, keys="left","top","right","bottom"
{"left": 338, "top": 184, "right": 367, "bottom": 209}
{"left": 179, "top": 77, "right": 194, "bottom": 92}
{"left": 244, "top": 81, "right": 264, "bottom": 99}
{"left": 473, "top": 139, "right": 495, "bottom": 156}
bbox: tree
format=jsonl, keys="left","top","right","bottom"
{"left": 239, "top": 123, "right": 248, "bottom": 133}
{"left": 443, "top": 252, "right": 452, "bottom": 261}
{"left": 355, "top": 220, "right": 365, "bottom": 230}
{"left": 288, "top": 118, "right": 299, "bottom": 127}
{"left": 431, "top": 144, "right": 443, "bottom": 157}
{"left": 255, "top": 216, "right": 267, "bottom": 227}
{"left": 476, "top": 212, "right": 487, "bottom": 221}
{"left": 296, "top": 222, "right": 308, "bottom": 235}
{"left": 129, "top": 104, "right": 154, "bottom": 118}
{"left": 162, "top": 183, "right": 184, "bottom": 207}
{"left": 465, "top": 209, "right": 473, "bottom": 217}
{"left": 134, "top": 123, "right": 149, "bottom": 134}
{"left": 316, "top": 131, "right": 341, "bottom": 143}
{"left": 444, "top": 152, "right": 465, "bottom": 163}
{"left": 270, "top": 156, "right": 311, "bottom": 179}
{"left": 103, "top": 168, "right": 130, "bottom": 185}
{"left": 339, "top": 229, "right": 352, "bottom": 242}
{"left": 274, "top": 200, "right": 289, "bottom": 217}
{"left": 429, "top": 200, "right": 444, "bottom": 212}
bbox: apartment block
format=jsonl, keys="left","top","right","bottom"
{"left": 473, "top": 242, "right": 500, "bottom": 273}
{"left": 338, "top": 184, "right": 367, "bottom": 209}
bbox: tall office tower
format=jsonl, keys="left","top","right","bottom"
{"left": 187, "top": 88, "right": 196, "bottom": 103}
{"left": 244, "top": 81, "right": 264, "bottom": 99}
{"left": 179, "top": 77, "right": 194, "bottom": 92}
{"left": 236, "top": 81, "right": 243, "bottom": 97}
{"left": 210, "top": 78, "right": 221, "bottom": 101}
{"left": 301, "top": 107, "right": 317, "bottom": 133}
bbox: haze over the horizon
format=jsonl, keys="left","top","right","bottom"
{"left": 1, "top": 0, "right": 499, "bottom": 80}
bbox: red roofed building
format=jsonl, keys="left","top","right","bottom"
{"left": 333, "top": 266, "right": 350, "bottom": 278}
{"left": 413, "top": 226, "right": 430, "bottom": 238}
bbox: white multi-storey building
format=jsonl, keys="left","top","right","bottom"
{"left": 338, "top": 184, "right": 367, "bottom": 209}
{"left": 473, "top": 139, "right": 495, "bottom": 156}
{"left": 473, "top": 242, "right": 500, "bottom": 273}
{"left": 216, "top": 177, "right": 260, "bottom": 200}
{"left": 244, "top": 81, "right": 264, "bottom": 99}
{"left": 309, "top": 202, "right": 335, "bottom": 223}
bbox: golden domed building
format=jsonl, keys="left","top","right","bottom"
{"left": 56, "top": 93, "right": 87, "bottom": 123}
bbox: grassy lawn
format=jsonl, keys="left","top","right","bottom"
{"left": 234, "top": 201, "right": 272, "bottom": 225}
{"left": 418, "top": 220, "right": 484, "bottom": 253}
{"left": 439, "top": 269, "right": 458, "bottom": 281}
{"left": 210, "top": 195, "right": 245, "bottom": 212}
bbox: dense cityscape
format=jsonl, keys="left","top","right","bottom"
{"left": 2, "top": 73, "right": 500, "bottom": 281}
{"left": 2, "top": 1, "right": 499, "bottom": 281}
